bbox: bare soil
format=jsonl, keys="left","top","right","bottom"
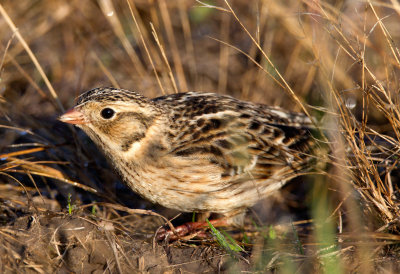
{"left": 1, "top": 208, "right": 245, "bottom": 273}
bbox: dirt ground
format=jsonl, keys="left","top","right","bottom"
{"left": 0, "top": 211, "right": 235, "bottom": 273}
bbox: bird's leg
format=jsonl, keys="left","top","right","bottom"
{"left": 156, "top": 217, "right": 229, "bottom": 241}
{"left": 196, "top": 212, "right": 211, "bottom": 222}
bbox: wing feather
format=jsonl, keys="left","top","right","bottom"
{"left": 153, "top": 92, "right": 314, "bottom": 180}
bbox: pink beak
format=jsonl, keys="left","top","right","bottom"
{"left": 59, "top": 108, "right": 86, "bottom": 125}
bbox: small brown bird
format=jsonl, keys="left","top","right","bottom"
{"left": 60, "top": 87, "right": 315, "bottom": 232}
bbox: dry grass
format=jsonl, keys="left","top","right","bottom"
{"left": 1, "top": 0, "right": 400, "bottom": 272}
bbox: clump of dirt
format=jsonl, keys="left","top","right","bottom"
{"left": 0, "top": 208, "right": 247, "bottom": 273}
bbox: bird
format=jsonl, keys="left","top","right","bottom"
{"left": 59, "top": 87, "right": 316, "bottom": 237}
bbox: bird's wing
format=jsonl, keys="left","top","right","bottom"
{"left": 161, "top": 93, "right": 314, "bottom": 180}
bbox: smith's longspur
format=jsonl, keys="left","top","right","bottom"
{"left": 60, "top": 87, "right": 316, "bottom": 227}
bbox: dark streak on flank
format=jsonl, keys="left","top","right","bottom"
{"left": 210, "top": 145, "right": 223, "bottom": 157}
{"left": 209, "top": 119, "right": 222, "bottom": 129}
{"left": 215, "top": 139, "right": 234, "bottom": 149}
{"left": 249, "top": 121, "right": 261, "bottom": 130}
{"left": 197, "top": 118, "right": 205, "bottom": 127}
{"left": 192, "top": 131, "right": 200, "bottom": 139}
{"left": 175, "top": 146, "right": 207, "bottom": 156}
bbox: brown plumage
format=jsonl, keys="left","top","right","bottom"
{"left": 60, "top": 87, "right": 316, "bottom": 226}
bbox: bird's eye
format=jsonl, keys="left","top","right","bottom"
{"left": 100, "top": 108, "right": 115, "bottom": 119}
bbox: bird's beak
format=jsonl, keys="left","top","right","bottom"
{"left": 59, "top": 108, "right": 86, "bottom": 125}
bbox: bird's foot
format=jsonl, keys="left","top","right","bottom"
{"left": 156, "top": 218, "right": 228, "bottom": 241}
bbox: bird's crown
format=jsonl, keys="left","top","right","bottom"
{"left": 76, "top": 87, "right": 149, "bottom": 106}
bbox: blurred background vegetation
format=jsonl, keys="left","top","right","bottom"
{"left": 1, "top": 0, "right": 400, "bottom": 272}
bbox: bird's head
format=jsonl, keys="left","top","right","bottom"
{"left": 59, "top": 87, "right": 163, "bottom": 154}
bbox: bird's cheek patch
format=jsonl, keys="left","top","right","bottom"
{"left": 120, "top": 132, "right": 146, "bottom": 152}
{"left": 95, "top": 121, "right": 115, "bottom": 136}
